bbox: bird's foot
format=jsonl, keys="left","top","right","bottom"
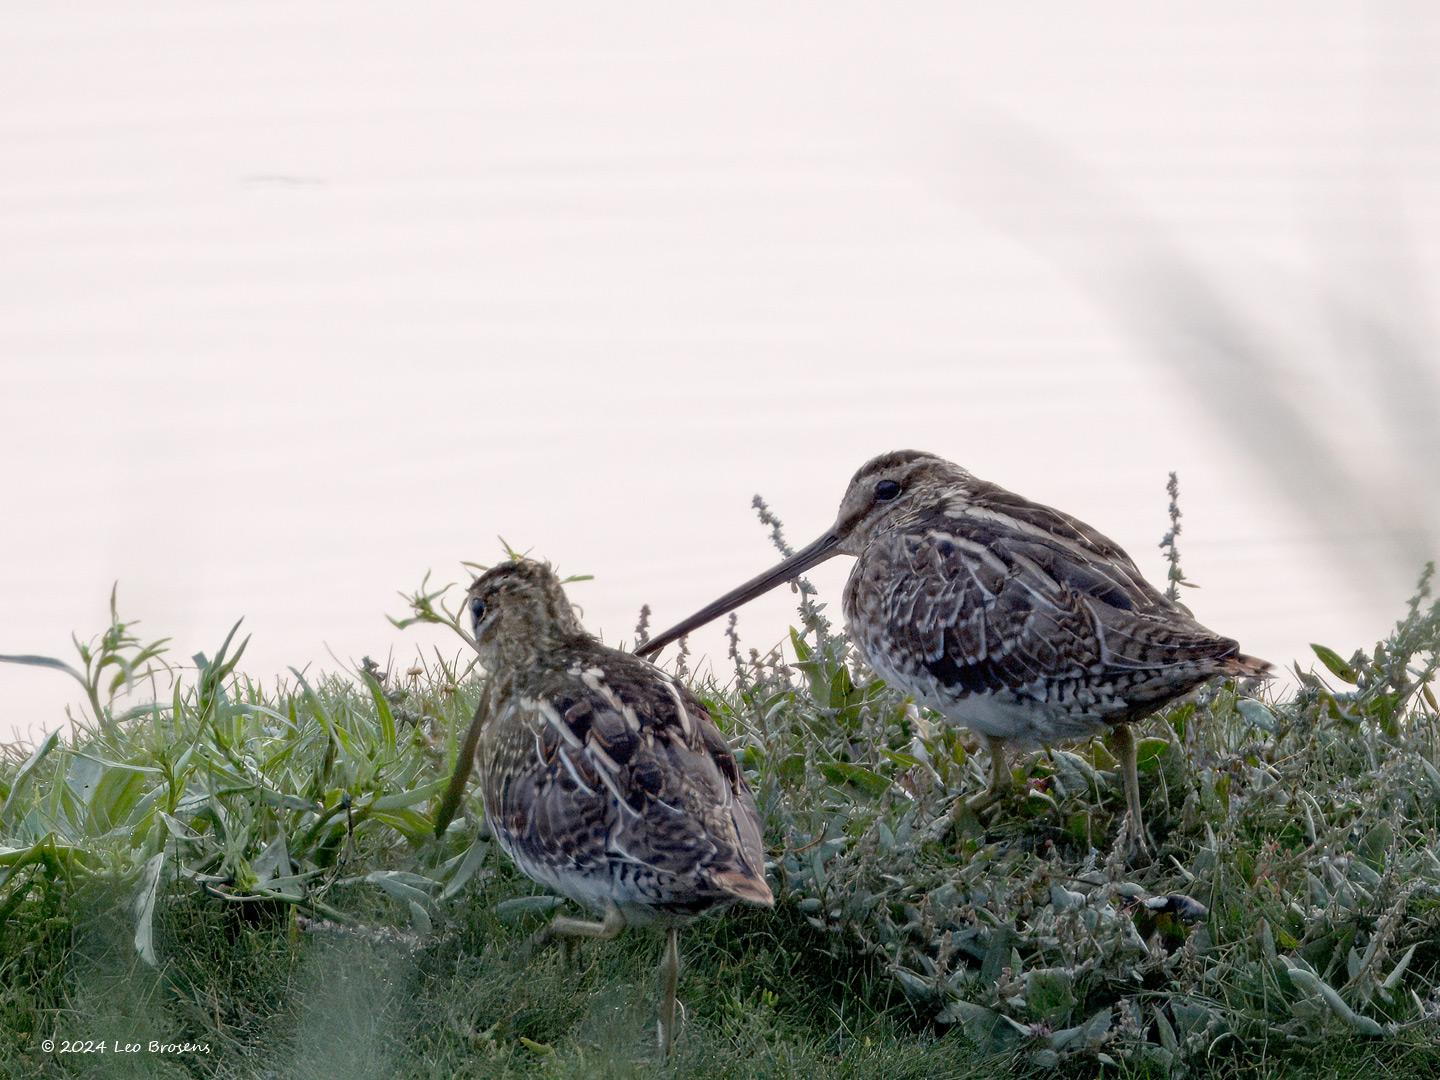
{"left": 1115, "top": 813, "right": 1153, "bottom": 866}
{"left": 1127, "top": 831, "right": 1153, "bottom": 865}
{"left": 966, "top": 786, "right": 1009, "bottom": 812}
{"left": 656, "top": 1000, "right": 687, "bottom": 1060}
{"left": 924, "top": 786, "right": 1009, "bottom": 843}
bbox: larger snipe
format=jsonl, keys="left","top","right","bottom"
{"left": 638, "top": 450, "right": 1269, "bottom": 855}
{"left": 435, "top": 559, "right": 771, "bottom": 1057}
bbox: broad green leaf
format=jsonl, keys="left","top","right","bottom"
{"left": 1311, "top": 644, "right": 1359, "bottom": 684}
{"left": 235, "top": 702, "right": 295, "bottom": 728}
{"left": 1286, "top": 966, "right": 1384, "bottom": 1035}
{"left": 0, "top": 839, "right": 89, "bottom": 883}
{"left": 0, "top": 842, "right": 43, "bottom": 868}
{"left": 777, "top": 753, "right": 807, "bottom": 786}
{"left": 69, "top": 751, "right": 161, "bottom": 774}
{"left": 256, "top": 787, "right": 322, "bottom": 813}
{"left": 935, "top": 999, "right": 1028, "bottom": 1050}
{"left": 495, "top": 895, "right": 564, "bottom": 921}
{"left": 87, "top": 767, "right": 147, "bottom": 834}
{"left": 1154, "top": 1007, "right": 1179, "bottom": 1055}
{"left": 134, "top": 849, "right": 168, "bottom": 965}
{"left": 371, "top": 808, "right": 434, "bottom": 845}
{"left": 1024, "top": 786, "right": 1057, "bottom": 811}
{"left": 819, "top": 762, "right": 889, "bottom": 797}
{"left": 66, "top": 754, "right": 105, "bottom": 810}
{"left": 252, "top": 832, "right": 292, "bottom": 884}
{"left": 0, "top": 653, "right": 86, "bottom": 686}
{"left": 1024, "top": 969, "right": 1076, "bottom": 1022}
{"left": 1135, "top": 737, "right": 1169, "bottom": 774}
{"left": 289, "top": 667, "right": 356, "bottom": 757}
{"left": 362, "top": 869, "right": 434, "bottom": 908}
{"left": 373, "top": 778, "right": 448, "bottom": 811}
{"left": 1381, "top": 944, "right": 1418, "bottom": 992}
{"left": 1050, "top": 749, "right": 1099, "bottom": 794}
{"left": 1050, "top": 883, "right": 1086, "bottom": 911}
{"left": 0, "top": 728, "right": 61, "bottom": 823}
{"left": 158, "top": 812, "right": 200, "bottom": 841}
{"left": 1051, "top": 1007, "right": 1111, "bottom": 1050}
{"left": 788, "top": 628, "right": 813, "bottom": 664}
{"left": 362, "top": 672, "right": 397, "bottom": 754}
{"left": 880, "top": 749, "right": 923, "bottom": 769}
{"left": 1237, "top": 699, "right": 1278, "bottom": 732}
{"left": 439, "top": 839, "right": 491, "bottom": 900}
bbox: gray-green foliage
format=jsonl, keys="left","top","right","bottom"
{"left": 700, "top": 561, "right": 1440, "bottom": 1071}
{"left": 0, "top": 600, "right": 489, "bottom": 1042}
{"left": 2, "top": 555, "right": 1439, "bottom": 1073}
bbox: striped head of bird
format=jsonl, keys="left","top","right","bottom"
{"left": 466, "top": 560, "right": 586, "bottom": 673}
{"left": 637, "top": 449, "right": 963, "bottom": 655}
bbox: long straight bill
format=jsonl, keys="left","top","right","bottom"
{"left": 636, "top": 531, "right": 842, "bottom": 659}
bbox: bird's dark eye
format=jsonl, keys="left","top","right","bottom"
{"left": 468, "top": 596, "right": 487, "bottom": 626}
{"left": 874, "top": 479, "right": 902, "bottom": 501}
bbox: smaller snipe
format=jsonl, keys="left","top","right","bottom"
{"left": 436, "top": 559, "right": 771, "bottom": 1058}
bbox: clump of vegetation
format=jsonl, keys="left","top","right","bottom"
{"left": 3, "top": 496, "right": 1439, "bottom": 1076}
{"left": 707, "top": 548, "right": 1440, "bottom": 1071}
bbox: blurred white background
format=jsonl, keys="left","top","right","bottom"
{"left": 3, "top": 2, "right": 1438, "bottom": 743}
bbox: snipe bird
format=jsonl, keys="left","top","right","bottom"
{"left": 637, "top": 450, "right": 1270, "bottom": 855}
{"left": 434, "top": 559, "right": 771, "bottom": 1058}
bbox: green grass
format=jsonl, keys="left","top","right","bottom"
{"left": 10, "top": 878, "right": 1004, "bottom": 1080}
{"left": 9, "top": 866, "right": 1439, "bottom": 1080}
{"left": 3, "top": 560, "right": 1440, "bottom": 1078}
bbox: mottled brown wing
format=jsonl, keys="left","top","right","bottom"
{"left": 480, "top": 693, "right": 612, "bottom": 881}
{"left": 855, "top": 496, "right": 1242, "bottom": 698}
{"left": 605, "top": 678, "right": 766, "bottom": 893}
{"left": 484, "top": 652, "right": 766, "bottom": 895}
{"left": 964, "top": 481, "right": 1172, "bottom": 614}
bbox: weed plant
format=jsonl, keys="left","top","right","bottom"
{"left": 2, "top": 486, "right": 1439, "bottom": 1077}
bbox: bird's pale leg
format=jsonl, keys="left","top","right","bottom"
{"left": 658, "top": 926, "right": 680, "bottom": 1059}
{"left": 966, "top": 733, "right": 1013, "bottom": 810}
{"left": 928, "top": 734, "right": 1012, "bottom": 840}
{"left": 1111, "top": 725, "right": 1151, "bottom": 859}
{"left": 528, "top": 901, "right": 626, "bottom": 962}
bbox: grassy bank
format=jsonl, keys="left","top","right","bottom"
{"left": 3, "top": 560, "right": 1439, "bottom": 1078}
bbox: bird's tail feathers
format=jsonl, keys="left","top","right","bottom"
{"left": 710, "top": 867, "right": 774, "bottom": 908}
{"left": 1224, "top": 653, "right": 1273, "bottom": 679}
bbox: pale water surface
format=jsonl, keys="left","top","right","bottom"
{"left": 3, "top": 3, "right": 1439, "bottom": 743}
